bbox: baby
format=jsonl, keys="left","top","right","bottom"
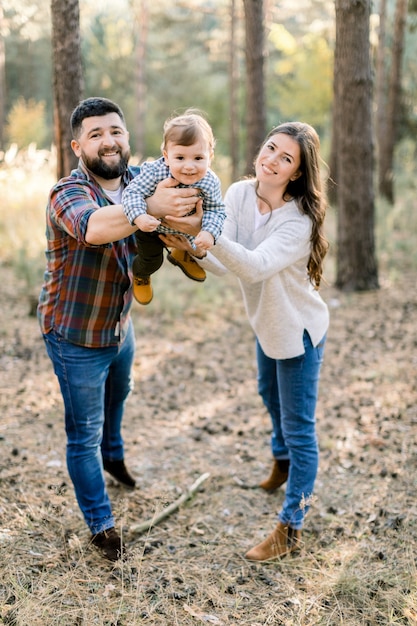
{"left": 122, "top": 109, "right": 226, "bottom": 304}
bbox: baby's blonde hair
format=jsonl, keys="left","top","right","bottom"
{"left": 162, "top": 108, "right": 215, "bottom": 153}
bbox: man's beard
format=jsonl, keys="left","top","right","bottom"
{"left": 82, "top": 149, "right": 131, "bottom": 180}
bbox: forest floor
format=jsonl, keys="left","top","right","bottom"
{"left": 0, "top": 259, "right": 416, "bottom": 626}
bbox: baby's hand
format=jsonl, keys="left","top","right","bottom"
{"left": 134, "top": 214, "right": 160, "bottom": 232}
{"left": 194, "top": 230, "right": 214, "bottom": 251}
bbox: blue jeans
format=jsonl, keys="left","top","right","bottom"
{"left": 256, "top": 331, "right": 326, "bottom": 530}
{"left": 43, "top": 320, "right": 135, "bottom": 534}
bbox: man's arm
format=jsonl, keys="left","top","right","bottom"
{"left": 86, "top": 178, "right": 202, "bottom": 245}
{"left": 85, "top": 204, "right": 137, "bottom": 245}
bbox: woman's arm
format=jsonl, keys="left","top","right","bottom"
{"left": 159, "top": 232, "right": 228, "bottom": 277}
{"left": 211, "top": 218, "right": 311, "bottom": 283}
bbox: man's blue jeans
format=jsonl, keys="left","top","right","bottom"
{"left": 256, "top": 330, "right": 326, "bottom": 530}
{"left": 43, "top": 320, "right": 135, "bottom": 534}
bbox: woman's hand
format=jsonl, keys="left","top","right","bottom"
{"left": 159, "top": 233, "right": 207, "bottom": 259}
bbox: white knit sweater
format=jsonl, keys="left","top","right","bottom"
{"left": 198, "top": 179, "right": 329, "bottom": 359}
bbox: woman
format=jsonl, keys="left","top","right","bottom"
{"left": 162, "top": 122, "right": 329, "bottom": 561}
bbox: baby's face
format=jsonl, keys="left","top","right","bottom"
{"left": 163, "top": 140, "right": 212, "bottom": 185}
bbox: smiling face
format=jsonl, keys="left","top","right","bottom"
{"left": 163, "top": 140, "right": 212, "bottom": 186}
{"left": 71, "top": 112, "right": 131, "bottom": 181}
{"left": 255, "top": 132, "right": 301, "bottom": 189}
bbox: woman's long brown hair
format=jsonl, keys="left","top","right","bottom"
{"left": 255, "top": 122, "right": 329, "bottom": 288}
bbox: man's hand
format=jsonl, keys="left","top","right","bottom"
{"left": 147, "top": 177, "right": 200, "bottom": 219}
{"left": 163, "top": 198, "right": 203, "bottom": 237}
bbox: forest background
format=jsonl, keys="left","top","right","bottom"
{"left": 0, "top": 1, "right": 417, "bottom": 625}
{"left": 1, "top": 0, "right": 417, "bottom": 286}
{"left": 1, "top": 0, "right": 338, "bottom": 167}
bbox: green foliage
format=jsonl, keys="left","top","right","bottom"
{"left": 4, "top": 2, "right": 53, "bottom": 126}
{"left": 2, "top": 0, "right": 416, "bottom": 179}
{"left": 81, "top": 1, "right": 232, "bottom": 160}
{"left": 376, "top": 138, "right": 417, "bottom": 273}
{"left": 0, "top": 146, "right": 54, "bottom": 291}
{"left": 5, "top": 98, "right": 49, "bottom": 149}
{"left": 267, "top": 25, "right": 333, "bottom": 136}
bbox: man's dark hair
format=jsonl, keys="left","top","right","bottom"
{"left": 70, "top": 97, "right": 126, "bottom": 138}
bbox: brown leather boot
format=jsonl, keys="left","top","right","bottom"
{"left": 244, "top": 521, "right": 301, "bottom": 561}
{"left": 91, "top": 527, "right": 126, "bottom": 562}
{"left": 167, "top": 249, "right": 206, "bottom": 282}
{"left": 259, "top": 459, "right": 289, "bottom": 492}
{"left": 133, "top": 276, "right": 153, "bottom": 305}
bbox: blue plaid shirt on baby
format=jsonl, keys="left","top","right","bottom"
{"left": 122, "top": 156, "right": 226, "bottom": 242}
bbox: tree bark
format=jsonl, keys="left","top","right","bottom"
{"left": 242, "top": 0, "right": 266, "bottom": 175}
{"left": 376, "top": 0, "right": 388, "bottom": 179}
{"left": 228, "top": 0, "right": 240, "bottom": 182}
{"left": 131, "top": 0, "right": 148, "bottom": 159}
{"left": 51, "top": 0, "right": 84, "bottom": 179}
{"left": 328, "top": 17, "right": 342, "bottom": 208}
{"left": 334, "top": 0, "right": 379, "bottom": 291}
{"left": 378, "top": 0, "right": 408, "bottom": 203}
{"left": 0, "top": 6, "right": 6, "bottom": 150}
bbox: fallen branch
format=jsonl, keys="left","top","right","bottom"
{"left": 130, "top": 472, "right": 210, "bottom": 535}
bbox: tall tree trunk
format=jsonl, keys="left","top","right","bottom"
{"left": 0, "top": 6, "right": 6, "bottom": 150}
{"left": 132, "top": 0, "right": 148, "bottom": 159}
{"left": 51, "top": 0, "right": 84, "bottom": 179}
{"left": 228, "top": 0, "right": 239, "bottom": 182}
{"left": 376, "top": 0, "right": 388, "bottom": 179}
{"left": 334, "top": 0, "right": 379, "bottom": 291}
{"left": 328, "top": 23, "right": 342, "bottom": 208}
{"left": 242, "top": 0, "right": 266, "bottom": 175}
{"left": 378, "top": 0, "right": 408, "bottom": 203}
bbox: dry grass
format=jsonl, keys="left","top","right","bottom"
{"left": 0, "top": 148, "right": 416, "bottom": 625}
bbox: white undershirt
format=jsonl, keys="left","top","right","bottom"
{"left": 105, "top": 185, "right": 124, "bottom": 205}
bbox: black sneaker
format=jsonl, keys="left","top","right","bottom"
{"left": 103, "top": 458, "right": 136, "bottom": 488}
{"left": 91, "top": 527, "right": 126, "bottom": 562}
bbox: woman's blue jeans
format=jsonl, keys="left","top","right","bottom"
{"left": 43, "top": 320, "right": 135, "bottom": 534}
{"left": 256, "top": 331, "right": 326, "bottom": 530}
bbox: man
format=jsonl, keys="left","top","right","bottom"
{"left": 38, "top": 97, "right": 201, "bottom": 561}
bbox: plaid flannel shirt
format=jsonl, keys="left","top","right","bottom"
{"left": 122, "top": 156, "right": 226, "bottom": 242}
{"left": 37, "top": 160, "right": 141, "bottom": 348}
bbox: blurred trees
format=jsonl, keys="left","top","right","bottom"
{"left": 0, "top": 7, "right": 5, "bottom": 149}
{"left": 130, "top": 0, "right": 148, "bottom": 159}
{"left": 6, "top": 98, "right": 48, "bottom": 147}
{"left": 1, "top": 0, "right": 336, "bottom": 173}
{"left": 242, "top": 0, "right": 266, "bottom": 175}
{"left": 51, "top": 0, "right": 83, "bottom": 178}
{"left": 332, "top": 0, "right": 379, "bottom": 291}
{"left": 377, "top": 0, "right": 408, "bottom": 203}
{"left": 1, "top": 1, "right": 415, "bottom": 174}
{"left": 2, "top": 0, "right": 52, "bottom": 147}
{"left": 268, "top": 23, "right": 333, "bottom": 135}
{"left": 1, "top": 0, "right": 417, "bottom": 293}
